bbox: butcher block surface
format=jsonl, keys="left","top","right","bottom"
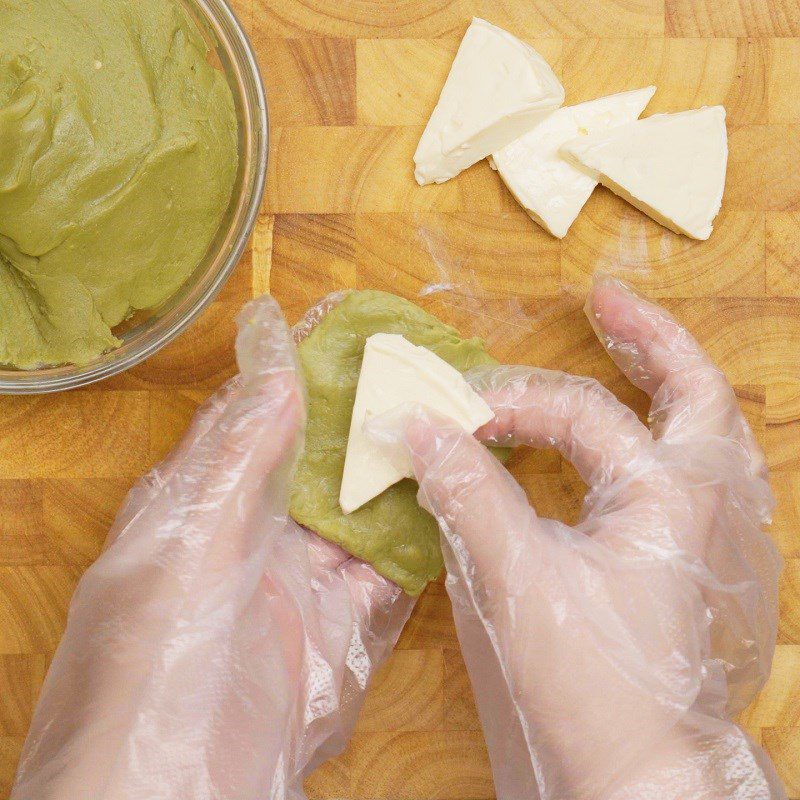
{"left": 2, "top": 0, "right": 800, "bottom": 797}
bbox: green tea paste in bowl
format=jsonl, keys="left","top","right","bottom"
{"left": 291, "top": 290, "right": 507, "bottom": 596}
{"left": 0, "top": 0, "right": 238, "bottom": 368}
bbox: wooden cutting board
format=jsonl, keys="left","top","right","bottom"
{"left": 2, "top": 0, "right": 799, "bottom": 797}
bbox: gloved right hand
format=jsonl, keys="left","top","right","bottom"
{"left": 368, "top": 275, "right": 785, "bottom": 800}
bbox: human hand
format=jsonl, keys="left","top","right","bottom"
{"left": 12, "top": 296, "right": 414, "bottom": 800}
{"left": 368, "top": 276, "right": 785, "bottom": 800}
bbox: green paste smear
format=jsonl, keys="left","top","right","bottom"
{"left": 0, "top": 0, "right": 238, "bottom": 368}
{"left": 291, "top": 290, "right": 506, "bottom": 596}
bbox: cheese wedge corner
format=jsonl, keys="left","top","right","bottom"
{"left": 339, "top": 333, "right": 493, "bottom": 514}
{"left": 413, "top": 17, "right": 564, "bottom": 186}
{"left": 560, "top": 105, "right": 728, "bottom": 240}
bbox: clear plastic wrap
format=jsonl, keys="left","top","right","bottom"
{"left": 366, "top": 275, "right": 786, "bottom": 800}
{"left": 291, "top": 290, "right": 351, "bottom": 345}
{"left": 11, "top": 295, "right": 414, "bottom": 800}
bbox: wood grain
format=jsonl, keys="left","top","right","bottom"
{"left": 0, "top": 484, "right": 44, "bottom": 568}
{"left": 42, "top": 480, "right": 132, "bottom": 569}
{"left": 768, "top": 212, "right": 800, "bottom": 295}
{"left": 306, "top": 728, "right": 493, "bottom": 800}
{"left": 740, "top": 646, "right": 800, "bottom": 727}
{"left": 563, "top": 37, "right": 768, "bottom": 124}
{"left": 0, "top": 393, "right": 149, "bottom": 480}
{"left": 252, "top": 0, "right": 664, "bottom": 38}
{"left": 443, "top": 648, "right": 481, "bottom": 731}
{"left": 665, "top": 0, "right": 800, "bottom": 36}
{"left": 2, "top": 0, "right": 800, "bottom": 797}
{"left": 253, "top": 38, "right": 356, "bottom": 124}
{"left": 768, "top": 39, "right": 800, "bottom": 123}
{"left": 779, "top": 562, "right": 800, "bottom": 645}
{"left": 0, "top": 740, "right": 21, "bottom": 800}
{"left": 561, "top": 200, "right": 767, "bottom": 297}
{"left": 356, "top": 649, "right": 445, "bottom": 733}
{"left": 356, "top": 38, "right": 563, "bottom": 125}
{"left": 764, "top": 727, "right": 800, "bottom": 796}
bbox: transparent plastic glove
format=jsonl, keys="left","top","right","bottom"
{"left": 12, "top": 296, "right": 414, "bottom": 800}
{"left": 368, "top": 276, "right": 785, "bottom": 800}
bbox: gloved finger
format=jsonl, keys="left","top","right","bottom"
{"left": 257, "top": 521, "right": 413, "bottom": 781}
{"left": 202, "top": 373, "right": 302, "bottom": 515}
{"left": 586, "top": 275, "right": 763, "bottom": 472}
{"left": 108, "top": 296, "right": 304, "bottom": 561}
{"left": 299, "top": 528, "right": 414, "bottom": 676}
{"left": 110, "top": 378, "right": 244, "bottom": 540}
{"left": 341, "top": 557, "right": 414, "bottom": 642}
{"left": 366, "top": 404, "right": 550, "bottom": 595}
{"left": 236, "top": 294, "right": 302, "bottom": 387}
{"left": 150, "top": 378, "right": 242, "bottom": 483}
{"left": 586, "top": 274, "right": 714, "bottom": 397}
{"left": 305, "top": 530, "right": 352, "bottom": 572}
{"left": 130, "top": 295, "right": 300, "bottom": 511}
{"left": 167, "top": 297, "right": 304, "bottom": 500}
{"left": 468, "top": 366, "right": 653, "bottom": 488}
{"left": 301, "top": 530, "right": 393, "bottom": 622}
{"left": 302, "top": 531, "right": 413, "bottom": 652}
{"left": 268, "top": 528, "right": 409, "bottom": 667}
{"left": 171, "top": 294, "right": 302, "bottom": 488}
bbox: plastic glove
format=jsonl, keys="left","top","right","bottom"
{"left": 12, "top": 296, "right": 414, "bottom": 800}
{"left": 368, "top": 276, "right": 785, "bottom": 800}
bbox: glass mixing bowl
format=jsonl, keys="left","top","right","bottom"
{"left": 0, "top": 0, "right": 268, "bottom": 394}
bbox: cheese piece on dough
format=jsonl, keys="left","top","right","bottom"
{"left": 340, "top": 333, "right": 493, "bottom": 514}
{"left": 560, "top": 106, "right": 728, "bottom": 240}
{"left": 490, "top": 87, "right": 656, "bottom": 238}
{"left": 413, "top": 18, "right": 564, "bottom": 186}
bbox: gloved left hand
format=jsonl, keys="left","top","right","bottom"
{"left": 11, "top": 296, "right": 414, "bottom": 800}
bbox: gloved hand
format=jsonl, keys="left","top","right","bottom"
{"left": 12, "top": 296, "right": 414, "bottom": 800}
{"left": 368, "top": 276, "right": 785, "bottom": 800}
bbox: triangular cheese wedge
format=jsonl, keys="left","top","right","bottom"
{"left": 490, "top": 87, "right": 656, "bottom": 238}
{"left": 561, "top": 106, "right": 728, "bottom": 240}
{"left": 339, "top": 334, "right": 493, "bottom": 514}
{"left": 414, "top": 18, "right": 564, "bottom": 186}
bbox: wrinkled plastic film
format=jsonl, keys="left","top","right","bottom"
{"left": 412, "top": 219, "right": 547, "bottom": 361}
{"left": 292, "top": 290, "right": 351, "bottom": 344}
{"left": 290, "top": 213, "right": 566, "bottom": 364}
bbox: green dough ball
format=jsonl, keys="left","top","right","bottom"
{"left": 290, "top": 290, "right": 505, "bottom": 596}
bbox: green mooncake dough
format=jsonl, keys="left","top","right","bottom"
{"left": 0, "top": 0, "right": 238, "bottom": 368}
{"left": 291, "top": 290, "right": 504, "bottom": 596}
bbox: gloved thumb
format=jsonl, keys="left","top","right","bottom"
{"left": 366, "top": 403, "right": 543, "bottom": 594}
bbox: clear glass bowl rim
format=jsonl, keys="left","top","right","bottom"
{"left": 0, "top": 0, "right": 268, "bottom": 394}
